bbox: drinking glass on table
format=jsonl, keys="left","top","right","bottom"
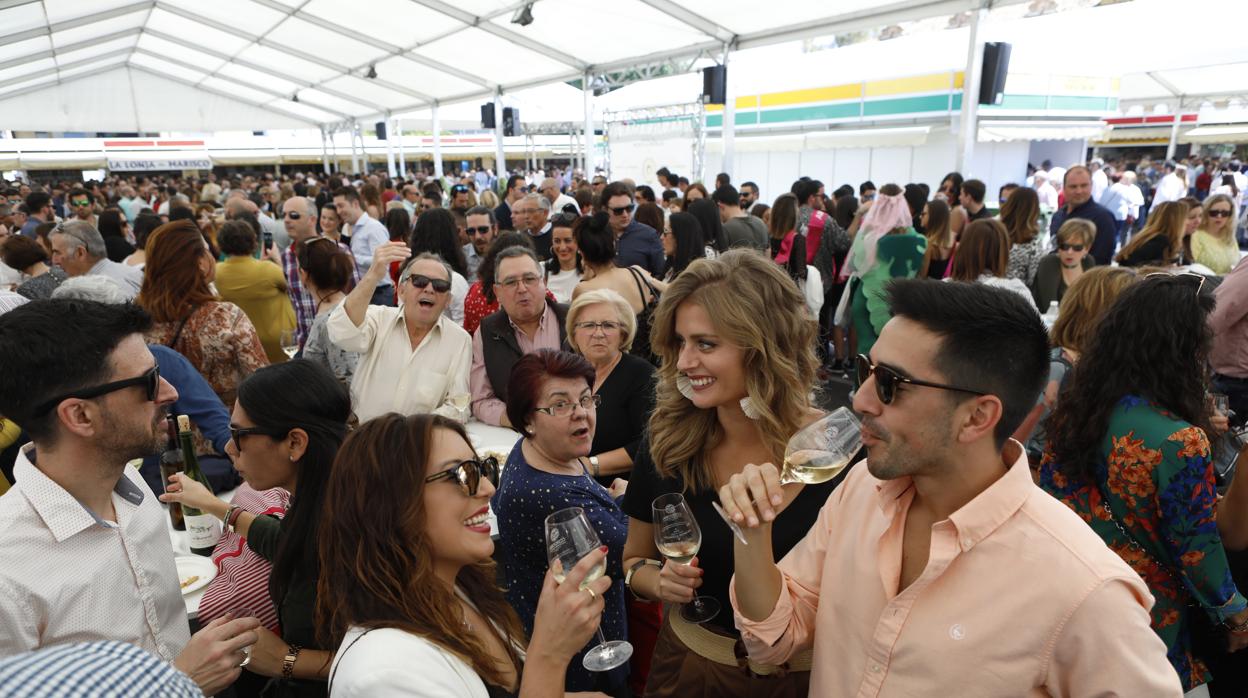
{"left": 713, "top": 407, "right": 862, "bottom": 544}
{"left": 652, "top": 493, "right": 719, "bottom": 623}
{"left": 226, "top": 606, "right": 256, "bottom": 667}
{"left": 279, "top": 329, "right": 298, "bottom": 360}
{"left": 544, "top": 507, "right": 632, "bottom": 671}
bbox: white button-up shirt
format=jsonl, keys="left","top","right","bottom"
{"left": 0, "top": 446, "right": 191, "bottom": 661}
{"left": 349, "top": 212, "right": 392, "bottom": 286}
{"left": 326, "top": 304, "right": 472, "bottom": 423}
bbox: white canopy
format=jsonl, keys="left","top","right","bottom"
{"left": 0, "top": 0, "right": 1026, "bottom": 132}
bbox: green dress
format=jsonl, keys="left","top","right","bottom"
{"left": 1039, "top": 397, "right": 1247, "bottom": 690}
{"left": 849, "top": 227, "right": 927, "bottom": 355}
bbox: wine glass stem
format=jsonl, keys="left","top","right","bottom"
{"left": 594, "top": 628, "right": 610, "bottom": 654}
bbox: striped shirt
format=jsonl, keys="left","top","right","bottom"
{"left": 0, "top": 640, "right": 202, "bottom": 697}
{"left": 197, "top": 483, "right": 289, "bottom": 631}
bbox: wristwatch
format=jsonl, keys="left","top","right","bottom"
{"left": 588, "top": 456, "right": 600, "bottom": 478}
{"left": 282, "top": 644, "right": 302, "bottom": 680}
{"left": 625, "top": 559, "right": 661, "bottom": 600}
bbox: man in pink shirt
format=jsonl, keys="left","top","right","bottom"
{"left": 719, "top": 279, "right": 1181, "bottom": 697}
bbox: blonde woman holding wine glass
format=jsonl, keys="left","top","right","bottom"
{"left": 620, "top": 250, "right": 830, "bottom": 697}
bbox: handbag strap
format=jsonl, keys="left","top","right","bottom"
{"left": 166, "top": 305, "right": 198, "bottom": 349}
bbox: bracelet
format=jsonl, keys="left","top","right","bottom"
{"left": 589, "top": 456, "right": 601, "bottom": 478}
{"left": 224, "top": 505, "right": 243, "bottom": 529}
{"left": 1227, "top": 617, "right": 1248, "bottom": 634}
{"left": 282, "top": 644, "right": 302, "bottom": 680}
{"left": 625, "top": 559, "right": 661, "bottom": 601}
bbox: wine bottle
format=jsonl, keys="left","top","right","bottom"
{"left": 160, "top": 416, "right": 185, "bottom": 531}
{"left": 177, "top": 415, "right": 221, "bottom": 557}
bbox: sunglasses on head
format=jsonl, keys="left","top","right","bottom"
{"left": 1208, "top": 209, "right": 1233, "bottom": 218}
{"left": 1145, "top": 270, "right": 1206, "bottom": 295}
{"left": 451, "top": 185, "right": 469, "bottom": 193}
{"left": 855, "top": 354, "right": 987, "bottom": 405}
{"left": 425, "top": 457, "right": 500, "bottom": 497}
{"left": 404, "top": 273, "right": 451, "bottom": 293}
{"left": 1057, "top": 243, "right": 1085, "bottom": 251}
{"left": 35, "top": 365, "right": 161, "bottom": 415}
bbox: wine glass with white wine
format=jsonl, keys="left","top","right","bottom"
{"left": 544, "top": 507, "right": 633, "bottom": 672}
{"left": 713, "top": 406, "right": 862, "bottom": 544}
{"left": 652, "top": 493, "right": 719, "bottom": 623}
{"left": 279, "top": 329, "right": 298, "bottom": 360}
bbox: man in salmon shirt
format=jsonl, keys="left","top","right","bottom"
{"left": 718, "top": 279, "right": 1181, "bottom": 697}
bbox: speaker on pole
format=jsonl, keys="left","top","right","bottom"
{"left": 503, "top": 107, "right": 522, "bottom": 136}
{"left": 374, "top": 121, "right": 387, "bottom": 140}
{"left": 481, "top": 103, "right": 496, "bottom": 129}
{"left": 978, "top": 42, "right": 1012, "bottom": 106}
{"left": 702, "top": 65, "right": 726, "bottom": 105}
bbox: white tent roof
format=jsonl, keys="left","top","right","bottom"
{"left": 0, "top": 0, "right": 1021, "bottom": 131}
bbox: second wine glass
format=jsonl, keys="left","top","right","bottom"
{"left": 279, "top": 329, "right": 298, "bottom": 360}
{"left": 544, "top": 507, "right": 633, "bottom": 672}
{"left": 652, "top": 493, "right": 720, "bottom": 623}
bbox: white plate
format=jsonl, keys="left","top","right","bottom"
{"left": 175, "top": 555, "right": 216, "bottom": 596}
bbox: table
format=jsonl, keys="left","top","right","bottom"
{"left": 168, "top": 421, "right": 521, "bottom": 617}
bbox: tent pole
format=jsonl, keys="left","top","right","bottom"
{"left": 320, "top": 127, "right": 330, "bottom": 175}
{"left": 349, "top": 121, "right": 359, "bottom": 174}
{"left": 583, "top": 72, "right": 595, "bottom": 178}
{"left": 494, "top": 90, "right": 507, "bottom": 179}
{"left": 396, "top": 117, "right": 406, "bottom": 179}
{"left": 433, "top": 102, "right": 444, "bottom": 180}
{"left": 1166, "top": 110, "right": 1182, "bottom": 160}
{"left": 956, "top": 7, "right": 987, "bottom": 175}
{"left": 384, "top": 112, "right": 397, "bottom": 178}
{"left": 721, "top": 46, "right": 735, "bottom": 183}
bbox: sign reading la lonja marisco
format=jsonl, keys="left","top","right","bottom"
{"left": 107, "top": 158, "right": 213, "bottom": 171}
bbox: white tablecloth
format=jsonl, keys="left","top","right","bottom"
{"left": 168, "top": 421, "right": 521, "bottom": 616}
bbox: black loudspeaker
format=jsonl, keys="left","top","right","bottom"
{"left": 702, "top": 65, "right": 726, "bottom": 105}
{"left": 978, "top": 42, "right": 1011, "bottom": 105}
{"left": 503, "top": 107, "right": 521, "bottom": 136}
{"left": 374, "top": 121, "right": 387, "bottom": 140}
{"left": 481, "top": 103, "right": 496, "bottom": 129}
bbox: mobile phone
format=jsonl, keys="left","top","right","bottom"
{"left": 263, "top": 231, "right": 274, "bottom": 251}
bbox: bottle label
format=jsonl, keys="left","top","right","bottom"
{"left": 185, "top": 513, "right": 221, "bottom": 550}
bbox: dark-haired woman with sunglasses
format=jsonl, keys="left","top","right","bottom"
{"left": 491, "top": 349, "right": 631, "bottom": 695}
{"left": 320, "top": 413, "right": 611, "bottom": 698}
{"left": 162, "top": 359, "right": 352, "bottom": 698}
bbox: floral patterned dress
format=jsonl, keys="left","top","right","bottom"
{"left": 144, "top": 301, "right": 269, "bottom": 408}
{"left": 1039, "top": 396, "right": 1247, "bottom": 690}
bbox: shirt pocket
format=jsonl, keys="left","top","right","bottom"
{"left": 412, "top": 369, "right": 449, "bottom": 410}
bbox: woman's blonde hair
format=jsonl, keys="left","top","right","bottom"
{"left": 1115, "top": 200, "right": 1187, "bottom": 265}
{"left": 1050, "top": 266, "right": 1137, "bottom": 354}
{"left": 648, "top": 250, "right": 818, "bottom": 492}
{"left": 1056, "top": 218, "right": 1095, "bottom": 247}
{"left": 566, "top": 288, "right": 637, "bottom": 353}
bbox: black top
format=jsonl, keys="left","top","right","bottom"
{"left": 925, "top": 253, "right": 951, "bottom": 280}
{"left": 769, "top": 234, "right": 807, "bottom": 284}
{"left": 104, "top": 236, "right": 136, "bottom": 263}
{"left": 1030, "top": 253, "right": 1094, "bottom": 309}
{"left": 1119, "top": 235, "right": 1173, "bottom": 268}
{"left": 590, "top": 353, "right": 656, "bottom": 483}
{"left": 623, "top": 267, "right": 660, "bottom": 366}
{"left": 967, "top": 205, "right": 993, "bottom": 222}
{"left": 622, "top": 436, "right": 845, "bottom": 633}
{"left": 249, "top": 513, "right": 326, "bottom": 698}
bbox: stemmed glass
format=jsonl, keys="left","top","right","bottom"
{"left": 652, "top": 493, "right": 719, "bottom": 623}
{"left": 544, "top": 507, "right": 632, "bottom": 672}
{"left": 279, "top": 329, "right": 298, "bottom": 360}
{"left": 713, "top": 407, "right": 862, "bottom": 545}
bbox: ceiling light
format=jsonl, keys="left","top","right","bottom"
{"left": 366, "top": 64, "right": 377, "bottom": 79}
{"left": 292, "top": 94, "right": 300, "bottom": 103}
{"left": 511, "top": 3, "right": 534, "bottom": 26}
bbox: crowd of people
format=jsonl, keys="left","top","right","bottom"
{"left": 0, "top": 148, "right": 1246, "bottom": 698}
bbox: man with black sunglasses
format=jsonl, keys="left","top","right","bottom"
{"left": 0, "top": 299, "right": 262, "bottom": 696}
{"left": 720, "top": 280, "right": 1179, "bottom": 695}
{"left": 601, "top": 181, "right": 664, "bottom": 277}
{"left": 462, "top": 206, "right": 497, "bottom": 281}
{"left": 329, "top": 245, "right": 472, "bottom": 422}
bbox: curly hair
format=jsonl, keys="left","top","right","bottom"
{"left": 648, "top": 249, "right": 818, "bottom": 492}
{"left": 1045, "top": 273, "right": 1217, "bottom": 483}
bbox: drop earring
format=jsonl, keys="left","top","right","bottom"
{"left": 676, "top": 375, "right": 694, "bottom": 400}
